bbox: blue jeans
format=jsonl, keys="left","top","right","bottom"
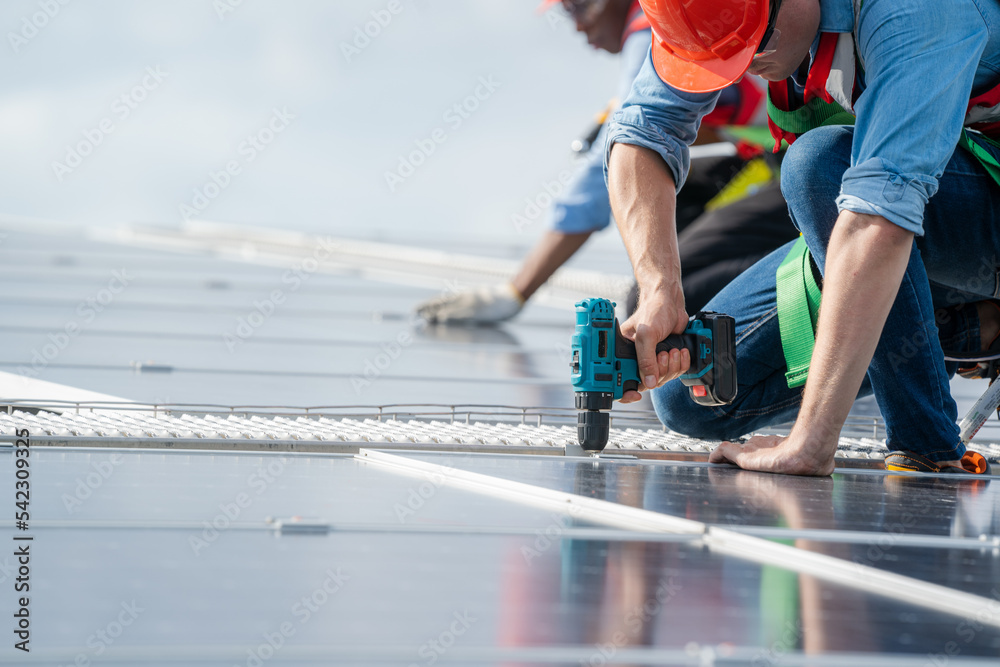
{"left": 652, "top": 126, "right": 1000, "bottom": 462}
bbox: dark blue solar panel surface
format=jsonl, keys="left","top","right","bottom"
{"left": 2, "top": 227, "right": 999, "bottom": 665}
{"left": 2, "top": 448, "right": 999, "bottom": 665}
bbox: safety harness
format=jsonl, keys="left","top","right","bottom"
{"left": 769, "top": 31, "right": 1000, "bottom": 387}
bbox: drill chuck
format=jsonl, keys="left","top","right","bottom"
{"left": 577, "top": 410, "right": 610, "bottom": 452}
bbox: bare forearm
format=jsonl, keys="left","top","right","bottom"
{"left": 608, "top": 143, "right": 690, "bottom": 396}
{"left": 792, "top": 211, "right": 913, "bottom": 451}
{"left": 710, "top": 211, "right": 913, "bottom": 475}
{"left": 608, "top": 144, "right": 682, "bottom": 298}
{"left": 511, "top": 231, "right": 592, "bottom": 300}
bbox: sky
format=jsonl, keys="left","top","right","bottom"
{"left": 0, "top": 0, "right": 623, "bottom": 248}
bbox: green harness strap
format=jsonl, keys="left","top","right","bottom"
{"left": 766, "top": 95, "right": 857, "bottom": 136}
{"left": 959, "top": 129, "right": 1000, "bottom": 183}
{"left": 776, "top": 237, "right": 822, "bottom": 388}
{"left": 770, "top": 91, "right": 854, "bottom": 388}
{"left": 774, "top": 126, "right": 1000, "bottom": 388}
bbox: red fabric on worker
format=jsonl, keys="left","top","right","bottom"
{"left": 766, "top": 80, "right": 797, "bottom": 152}
{"left": 969, "top": 86, "right": 1000, "bottom": 115}
{"left": 968, "top": 86, "right": 1000, "bottom": 138}
{"left": 764, "top": 33, "right": 842, "bottom": 152}
{"left": 623, "top": 0, "right": 651, "bottom": 40}
{"left": 703, "top": 77, "right": 764, "bottom": 128}
{"left": 804, "top": 33, "right": 838, "bottom": 105}
{"left": 731, "top": 77, "right": 764, "bottom": 125}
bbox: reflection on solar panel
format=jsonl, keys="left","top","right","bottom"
{"left": 2, "top": 442, "right": 1000, "bottom": 664}
{"left": 2, "top": 223, "right": 1000, "bottom": 664}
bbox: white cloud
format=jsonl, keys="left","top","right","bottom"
{"left": 0, "top": 0, "right": 619, "bottom": 238}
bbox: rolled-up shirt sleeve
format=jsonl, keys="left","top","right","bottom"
{"left": 835, "top": 0, "right": 988, "bottom": 235}
{"left": 604, "top": 48, "right": 720, "bottom": 191}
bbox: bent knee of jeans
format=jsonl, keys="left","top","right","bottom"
{"left": 651, "top": 383, "right": 733, "bottom": 441}
{"left": 780, "top": 126, "right": 853, "bottom": 213}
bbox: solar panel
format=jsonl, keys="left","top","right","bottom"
{"left": 2, "top": 223, "right": 999, "bottom": 665}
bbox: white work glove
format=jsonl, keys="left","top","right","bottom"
{"left": 416, "top": 283, "right": 525, "bottom": 324}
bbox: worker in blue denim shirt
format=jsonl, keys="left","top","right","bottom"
{"left": 416, "top": 0, "right": 790, "bottom": 323}
{"left": 607, "top": 0, "right": 1000, "bottom": 475}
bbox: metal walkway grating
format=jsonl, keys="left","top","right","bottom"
{"left": 4, "top": 400, "right": 1000, "bottom": 462}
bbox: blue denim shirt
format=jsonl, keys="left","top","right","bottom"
{"left": 550, "top": 28, "right": 651, "bottom": 234}
{"left": 607, "top": 0, "right": 1000, "bottom": 235}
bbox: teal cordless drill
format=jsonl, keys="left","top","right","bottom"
{"left": 570, "top": 298, "right": 737, "bottom": 453}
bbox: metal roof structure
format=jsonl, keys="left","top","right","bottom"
{"left": 1, "top": 221, "right": 999, "bottom": 665}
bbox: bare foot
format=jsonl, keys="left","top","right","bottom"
{"left": 709, "top": 434, "right": 836, "bottom": 476}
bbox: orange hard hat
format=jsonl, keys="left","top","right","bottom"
{"left": 641, "top": 0, "right": 776, "bottom": 93}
